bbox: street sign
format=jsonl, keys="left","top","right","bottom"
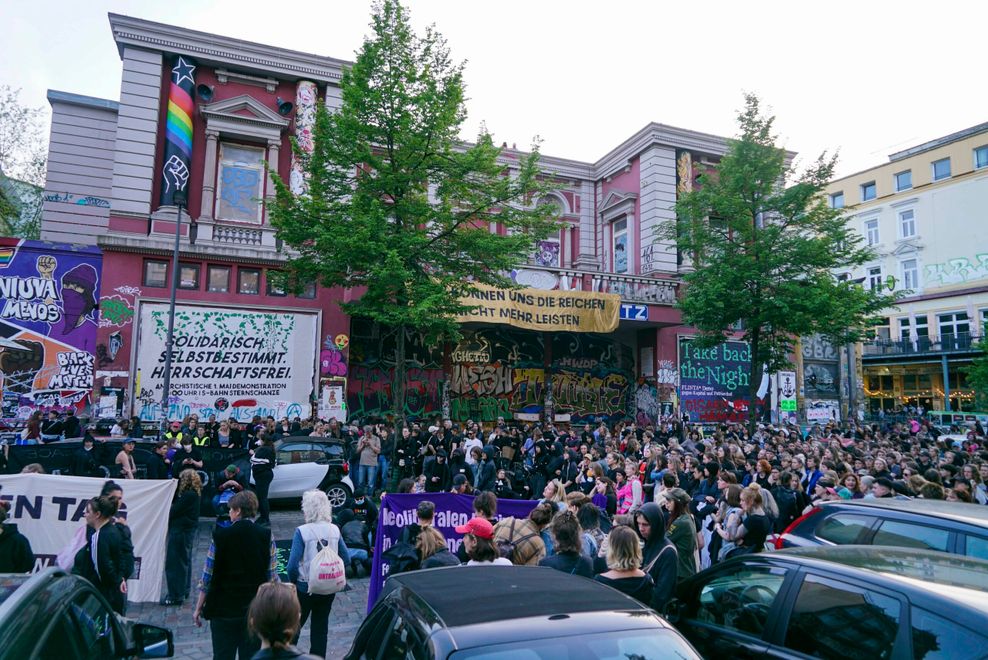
{"left": 620, "top": 304, "right": 648, "bottom": 321}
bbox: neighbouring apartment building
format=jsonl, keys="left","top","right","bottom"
{"left": 34, "top": 13, "right": 784, "bottom": 427}
{"left": 825, "top": 123, "right": 988, "bottom": 416}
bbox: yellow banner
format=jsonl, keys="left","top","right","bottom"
{"left": 457, "top": 284, "right": 620, "bottom": 333}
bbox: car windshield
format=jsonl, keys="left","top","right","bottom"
{"left": 449, "top": 629, "right": 698, "bottom": 660}
{"left": 0, "top": 575, "right": 33, "bottom": 608}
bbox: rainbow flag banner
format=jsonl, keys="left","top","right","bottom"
{"left": 0, "top": 247, "right": 15, "bottom": 266}
{"left": 160, "top": 55, "right": 196, "bottom": 207}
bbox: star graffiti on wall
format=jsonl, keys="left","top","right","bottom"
{"left": 171, "top": 56, "right": 196, "bottom": 86}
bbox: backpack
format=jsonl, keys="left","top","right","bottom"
{"left": 495, "top": 518, "right": 539, "bottom": 563}
{"left": 305, "top": 530, "right": 346, "bottom": 595}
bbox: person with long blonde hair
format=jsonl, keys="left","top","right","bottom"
{"left": 164, "top": 469, "right": 201, "bottom": 606}
{"left": 286, "top": 490, "right": 349, "bottom": 658}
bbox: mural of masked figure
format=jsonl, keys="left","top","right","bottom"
{"left": 50, "top": 263, "right": 99, "bottom": 351}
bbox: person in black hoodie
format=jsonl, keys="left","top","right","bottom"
{"left": 635, "top": 502, "right": 678, "bottom": 611}
{"left": 71, "top": 436, "right": 101, "bottom": 477}
{"left": 473, "top": 446, "right": 497, "bottom": 493}
{"left": 0, "top": 501, "right": 34, "bottom": 573}
{"left": 448, "top": 448, "right": 473, "bottom": 487}
{"left": 250, "top": 434, "right": 275, "bottom": 526}
{"left": 164, "top": 469, "right": 202, "bottom": 606}
{"left": 425, "top": 451, "right": 451, "bottom": 493}
{"left": 62, "top": 408, "right": 82, "bottom": 440}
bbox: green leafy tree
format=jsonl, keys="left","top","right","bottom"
{"left": 271, "top": 0, "right": 558, "bottom": 433}
{"left": 965, "top": 339, "right": 988, "bottom": 410}
{"left": 0, "top": 86, "right": 47, "bottom": 238}
{"left": 660, "top": 95, "right": 899, "bottom": 433}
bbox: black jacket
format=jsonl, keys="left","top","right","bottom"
{"left": 637, "top": 502, "right": 678, "bottom": 611}
{"left": 145, "top": 453, "right": 170, "bottom": 480}
{"left": 424, "top": 460, "right": 451, "bottom": 493}
{"left": 473, "top": 447, "right": 497, "bottom": 492}
{"left": 71, "top": 447, "right": 101, "bottom": 478}
{"left": 0, "top": 524, "right": 34, "bottom": 573}
{"left": 169, "top": 490, "right": 200, "bottom": 532}
{"left": 421, "top": 548, "right": 461, "bottom": 569}
{"left": 203, "top": 519, "right": 272, "bottom": 619}
{"left": 538, "top": 551, "right": 593, "bottom": 578}
{"left": 73, "top": 522, "right": 129, "bottom": 612}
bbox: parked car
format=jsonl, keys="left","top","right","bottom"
{"left": 0, "top": 567, "right": 173, "bottom": 659}
{"left": 249, "top": 438, "right": 354, "bottom": 506}
{"left": 774, "top": 498, "right": 988, "bottom": 560}
{"left": 346, "top": 565, "right": 701, "bottom": 659}
{"left": 666, "top": 545, "right": 988, "bottom": 659}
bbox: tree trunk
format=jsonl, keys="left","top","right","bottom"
{"left": 392, "top": 323, "right": 407, "bottom": 491}
{"left": 747, "top": 328, "right": 762, "bottom": 438}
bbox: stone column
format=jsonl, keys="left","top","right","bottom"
{"left": 200, "top": 130, "right": 219, "bottom": 220}
{"left": 265, "top": 138, "right": 281, "bottom": 224}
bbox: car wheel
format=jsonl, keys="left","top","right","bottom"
{"left": 325, "top": 482, "right": 351, "bottom": 508}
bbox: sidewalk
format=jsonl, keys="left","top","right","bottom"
{"left": 127, "top": 510, "right": 369, "bottom": 659}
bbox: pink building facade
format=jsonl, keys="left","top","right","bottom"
{"left": 40, "top": 14, "right": 733, "bottom": 425}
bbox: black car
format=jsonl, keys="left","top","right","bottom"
{"left": 0, "top": 568, "right": 173, "bottom": 659}
{"left": 667, "top": 545, "right": 988, "bottom": 659}
{"left": 346, "top": 565, "right": 700, "bottom": 659}
{"left": 774, "top": 498, "right": 988, "bottom": 560}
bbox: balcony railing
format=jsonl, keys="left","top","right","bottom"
{"left": 862, "top": 332, "right": 981, "bottom": 358}
{"left": 513, "top": 266, "right": 679, "bottom": 306}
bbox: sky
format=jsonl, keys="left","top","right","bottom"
{"left": 1, "top": 0, "right": 984, "bottom": 179}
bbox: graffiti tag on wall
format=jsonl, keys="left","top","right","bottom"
{"left": 924, "top": 253, "right": 988, "bottom": 287}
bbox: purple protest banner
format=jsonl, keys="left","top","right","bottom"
{"left": 367, "top": 493, "right": 539, "bottom": 612}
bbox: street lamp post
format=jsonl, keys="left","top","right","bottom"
{"left": 159, "top": 190, "right": 186, "bottom": 436}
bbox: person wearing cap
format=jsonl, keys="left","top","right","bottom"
{"left": 115, "top": 438, "right": 137, "bottom": 480}
{"left": 455, "top": 517, "right": 511, "bottom": 566}
{"left": 164, "top": 421, "right": 185, "bottom": 445}
{"left": 213, "top": 465, "right": 247, "bottom": 510}
{"left": 450, "top": 473, "right": 470, "bottom": 494}
{"left": 663, "top": 488, "right": 697, "bottom": 580}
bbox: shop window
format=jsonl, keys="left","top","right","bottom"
{"left": 178, "top": 263, "right": 200, "bottom": 290}
{"left": 143, "top": 260, "right": 168, "bottom": 288}
{"left": 238, "top": 268, "right": 261, "bottom": 295}
{"left": 207, "top": 265, "right": 231, "bottom": 293}
{"left": 216, "top": 143, "right": 264, "bottom": 223}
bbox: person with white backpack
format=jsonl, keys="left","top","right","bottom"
{"left": 286, "top": 490, "right": 350, "bottom": 659}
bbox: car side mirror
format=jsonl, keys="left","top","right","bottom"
{"left": 128, "top": 623, "right": 174, "bottom": 658}
{"left": 663, "top": 598, "right": 685, "bottom": 624}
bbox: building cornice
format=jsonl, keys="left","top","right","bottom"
{"left": 47, "top": 89, "right": 119, "bottom": 113}
{"left": 98, "top": 233, "right": 289, "bottom": 266}
{"left": 108, "top": 13, "right": 349, "bottom": 85}
{"left": 592, "top": 123, "right": 738, "bottom": 180}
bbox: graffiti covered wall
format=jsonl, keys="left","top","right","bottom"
{"left": 0, "top": 239, "right": 102, "bottom": 420}
{"left": 347, "top": 321, "right": 634, "bottom": 425}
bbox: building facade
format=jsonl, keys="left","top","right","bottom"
{"left": 825, "top": 123, "right": 988, "bottom": 415}
{"left": 37, "top": 14, "right": 751, "bottom": 426}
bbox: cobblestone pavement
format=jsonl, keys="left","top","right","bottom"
{"left": 126, "top": 510, "right": 369, "bottom": 660}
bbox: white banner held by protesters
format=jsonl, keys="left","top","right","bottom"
{"left": 0, "top": 474, "right": 176, "bottom": 603}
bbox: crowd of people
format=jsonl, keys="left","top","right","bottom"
{"left": 1, "top": 410, "right": 987, "bottom": 659}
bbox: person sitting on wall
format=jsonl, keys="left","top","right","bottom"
{"left": 71, "top": 436, "right": 102, "bottom": 478}
{"left": 40, "top": 410, "right": 63, "bottom": 443}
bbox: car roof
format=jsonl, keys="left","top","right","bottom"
{"left": 774, "top": 546, "right": 988, "bottom": 612}
{"left": 819, "top": 498, "right": 988, "bottom": 526}
{"left": 385, "top": 566, "right": 651, "bottom": 629}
